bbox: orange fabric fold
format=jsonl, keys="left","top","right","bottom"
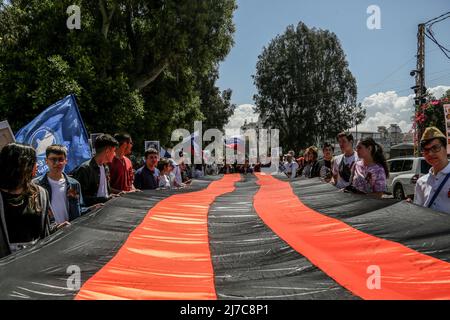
{"left": 76, "top": 174, "right": 240, "bottom": 300}
{"left": 253, "top": 173, "right": 450, "bottom": 300}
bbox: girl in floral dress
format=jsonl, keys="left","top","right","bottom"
{"left": 348, "top": 137, "right": 390, "bottom": 199}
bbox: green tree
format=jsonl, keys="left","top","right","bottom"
{"left": 415, "top": 89, "right": 450, "bottom": 137}
{"left": 0, "top": 0, "right": 236, "bottom": 151}
{"left": 198, "top": 68, "right": 236, "bottom": 132}
{"left": 253, "top": 22, "right": 364, "bottom": 151}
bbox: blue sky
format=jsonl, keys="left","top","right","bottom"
{"left": 218, "top": 0, "right": 450, "bottom": 131}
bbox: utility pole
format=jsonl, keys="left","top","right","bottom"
{"left": 412, "top": 23, "right": 426, "bottom": 155}
{"left": 410, "top": 12, "right": 450, "bottom": 154}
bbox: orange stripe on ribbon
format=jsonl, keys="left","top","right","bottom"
{"left": 76, "top": 174, "right": 241, "bottom": 300}
{"left": 253, "top": 173, "right": 450, "bottom": 300}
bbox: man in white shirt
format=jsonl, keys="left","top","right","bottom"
{"left": 48, "top": 176, "right": 69, "bottom": 223}
{"left": 168, "top": 158, "right": 184, "bottom": 188}
{"left": 332, "top": 132, "right": 359, "bottom": 189}
{"left": 284, "top": 154, "right": 299, "bottom": 180}
{"left": 97, "top": 163, "right": 109, "bottom": 198}
{"left": 414, "top": 127, "right": 450, "bottom": 214}
{"left": 34, "top": 145, "right": 85, "bottom": 225}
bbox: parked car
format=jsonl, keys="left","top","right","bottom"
{"left": 386, "top": 157, "right": 431, "bottom": 200}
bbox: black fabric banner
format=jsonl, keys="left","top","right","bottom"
{"left": 0, "top": 179, "right": 216, "bottom": 300}
{"left": 209, "top": 175, "right": 358, "bottom": 300}
{"left": 1, "top": 174, "right": 450, "bottom": 300}
{"left": 284, "top": 177, "right": 450, "bottom": 262}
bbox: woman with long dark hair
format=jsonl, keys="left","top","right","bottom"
{"left": 347, "top": 137, "right": 389, "bottom": 199}
{"left": 0, "top": 143, "right": 52, "bottom": 258}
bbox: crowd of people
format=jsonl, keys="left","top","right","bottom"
{"left": 0, "top": 133, "right": 191, "bottom": 259}
{"left": 280, "top": 127, "right": 450, "bottom": 215}
{"left": 0, "top": 126, "right": 448, "bottom": 259}
{"left": 219, "top": 160, "right": 261, "bottom": 175}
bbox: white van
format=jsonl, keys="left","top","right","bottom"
{"left": 386, "top": 157, "right": 431, "bottom": 199}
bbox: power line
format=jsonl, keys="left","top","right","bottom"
{"left": 358, "top": 49, "right": 443, "bottom": 96}
{"left": 364, "top": 56, "right": 415, "bottom": 90}
{"left": 426, "top": 27, "right": 450, "bottom": 53}
{"left": 424, "top": 11, "right": 450, "bottom": 25}
{"left": 425, "top": 32, "right": 450, "bottom": 59}
{"left": 361, "top": 67, "right": 450, "bottom": 93}
{"left": 427, "top": 67, "right": 450, "bottom": 75}
{"left": 427, "top": 72, "right": 450, "bottom": 84}
{"left": 424, "top": 13, "right": 450, "bottom": 60}
{"left": 392, "top": 74, "right": 450, "bottom": 96}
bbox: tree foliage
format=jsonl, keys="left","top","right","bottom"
{"left": 0, "top": 0, "right": 236, "bottom": 151}
{"left": 253, "top": 22, "right": 364, "bottom": 151}
{"left": 415, "top": 89, "right": 450, "bottom": 137}
{"left": 198, "top": 68, "right": 236, "bottom": 131}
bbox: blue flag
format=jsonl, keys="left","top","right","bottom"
{"left": 15, "top": 94, "right": 92, "bottom": 176}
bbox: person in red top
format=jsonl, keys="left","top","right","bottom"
{"left": 108, "top": 133, "right": 136, "bottom": 193}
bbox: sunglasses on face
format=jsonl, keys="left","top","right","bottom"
{"left": 421, "top": 144, "right": 442, "bottom": 155}
{"left": 47, "top": 157, "right": 66, "bottom": 164}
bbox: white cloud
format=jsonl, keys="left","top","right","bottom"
{"left": 227, "top": 86, "right": 450, "bottom": 135}
{"left": 224, "top": 104, "right": 259, "bottom": 130}
{"left": 356, "top": 85, "right": 450, "bottom": 133}
{"left": 429, "top": 85, "right": 450, "bottom": 101}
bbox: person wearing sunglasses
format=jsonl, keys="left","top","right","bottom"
{"left": 414, "top": 127, "right": 450, "bottom": 214}
{"left": 34, "top": 145, "right": 85, "bottom": 224}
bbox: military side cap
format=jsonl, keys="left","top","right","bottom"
{"left": 420, "top": 126, "right": 447, "bottom": 144}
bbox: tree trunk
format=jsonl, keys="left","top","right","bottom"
{"left": 132, "top": 60, "right": 169, "bottom": 90}
{"left": 99, "top": 0, "right": 116, "bottom": 39}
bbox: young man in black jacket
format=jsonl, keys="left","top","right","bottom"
{"left": 72, "top": 134, "right": 119, "bottom": 206}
